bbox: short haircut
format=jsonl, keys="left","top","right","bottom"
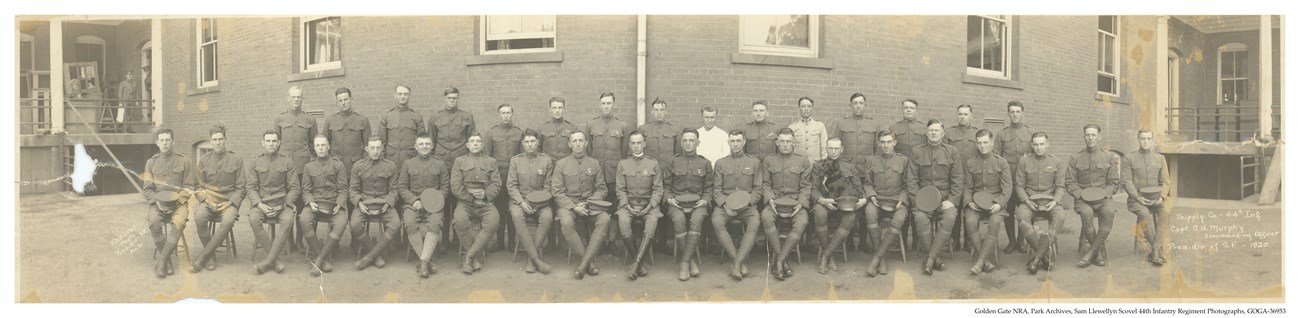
{"left": 599, "top": 92, "right": 616, "bottom": 101}
{"left": 1083, "top": 123, "right": 1102, "bottom": 133}
{"left": 549, "top": 97, "right": 565, "bottom": 105}
{"left": 651, "top": 97, "right": 667, "bottom": 108}
{"left": 877, "top": 129, "right": 895, "bottom": 141}
{"left": 313, "top": 134, "right": 329, "bottom": 144}
{"left": 701, "top": 106, "right": 717, "bottom": 114}
{"left": 287, "top": 86, "right": 302, "bottom": 94}
{"left": 827, "top": 137, "right": 842, "bottom": 144}
{"left": 569, "top": 130, "right": 587, "bottom": 140}
{"left": 957, "top": 104, "right": 973, "bottom": 112}
{"left": 415, "top": 132, "right": 433, "bottom": 142}
{"left": 367, "top": 134, "right": 384, "bottom": 143}
{"left": 1137, "top": 129, "right": 1154, "bottom": 138}
{"left": 1032, "top": 132, "right": 1049, "bottom": 141}
{"left": 334, "top": 87, "right": 351, "bottom": 97}
{"left": 926, "top": 119, "right": 943, "bottom": 128}
{"left": 902, "top": 98, "right": 919, "bottom": 107}
{"left": 975, "top": 129, "right": 994, "bottom": 139}
{"left": 263, "top": 129, "right": 280, "bottom": 140}
{"left": 752, "top": 100, "right": 768, "bottom": 108}
{"left": 155, "top": 128, "right": 174, "bottom": 141}
{"left": 728, "top": 129, "right": 745, "bottom": 138}
{"left": 394, "top": 84, "right": 411, "bottom": 92}
{"left": 443, "top": 86, "right": 460, "bottom": 96}
{"left": 849, "top": 92, "right": 866, "bottom": 103}
{"left": 680, "top": 128, "right": 699, "bottom": 139}
{"left": 628, "top": 130, "right": 646, "bottom": 141}
{"left": 497, "top": 103, "right": 512, "bottom": 111}
{"left": 522, "top": 128, "right": 541, "bottom": 140}
{"left": 208, "top": 124, "right": 226, "bottom": 137}
{"left": 1007, "top": 100, "right": 1024, "bottom": 111}
{"left": 777, "top": 127, "right": 795, "bottom": 137}
{"left": 798, "top": 97, "right": 814, "bottom": 105}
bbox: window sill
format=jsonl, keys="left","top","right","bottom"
{"left": 188, "top": 84, "right": 220, "bottom": 96}
{"left": 1096, "top": 92, "right": 1130, "bottom": 105}
{"left": 466, "top": 51, "right": 564, "bottom": 66}
{"left": 731, "top": 53, "right": 833, "bottom": 69}
{"left": 288, "top": 67, "right": 346, "bottom": 82}
{"left": 961, "top": 73, "right": 1023, "bottom": 90}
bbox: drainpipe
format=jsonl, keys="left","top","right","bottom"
{"left": 1259, "top": 15, "right": 1274, "bottom": 143}
{"left": 51, "top": 18, "right": 65, "bottom": 134}
{"left": 636, "top": 15, "right": 647, "bottom": 127}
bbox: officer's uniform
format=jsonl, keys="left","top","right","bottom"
{"left": 399, "top": 153, "right": 450, "bottom": 264}
{"left": 810, "top": 156, "right": 862, "bottom": 272}
{"left": 451, "top": 152, "right": 501, "bottom": 272}
{"left": 191, "top": 149, "right": 244, "bottom": 271}
{"left": 614, "top": 154, "right": 663, "bottom": 277}
{"left": 638, "top": 119, "right": 680, "bottom": 164}
{"left": 299, "top": 154, "right": 350, "bottom": 275}
{"left": 379, "top": 105, "right": 424, "bottom": 167}
{"left": 890, "top": 118, "right": 927, "bottom": 161}
{"left": 322, "top": 110, "right": 371, "bottom": 176}
{"left": 539, "top": 117, "right": 579, "bottom": 160}
{"left": 945, "top": 124, "right": 980, "bottom": 165}
{"left": 862, "top": 151, "right": 912, "bottom": 276}
{"left": 663, "top": 151, "right": 713, "bottom": 273}
{"left": 586, "top": 114, "right": 631, "bottom": 207}
{"left": 760, "top": 152, "right": 811, "bottom": 273}
{"left": 142, "top": 150, "right": 196, "bottom": 277}
{"left": 1014, "top": 152, "right": 1066, "bottom": 269}
{"left": 790, "top": 118, "right": 828, "bottom": 163}
{"left": 349, "top": 155, "right": 400, "bottom": 268}
{"left": 1122, "top": 148, "right": 1172, "bottom": 261}
{"left": 429, "top": 108, "right": 477, "bottom": 167}
{"left": 742, "top": 120, "right": 781, "bottom": 159}
{"left": 710, "top": 152, "right": 763, "bottom": 277}
{"left": 907, "top": 141, "right": 963, "bottom": 270}
{"left": 1065, "top": 147, "right": 1121, "bottom": 266}
{"left": 995, "top": 123, "right": 1032, "bottom": 250}
{"left": 828, "top": 114, "right": 879, "bottom": 173}
{"left": 484, "top": 122, "right": 523, "bottom": 248}
{"left": 551, "top": 153, "right": 609, "bottom": 277}
{"left": 506, "top": 152, "right": 556, "bottom": 271}
{"left": 246, "top": 150, "right": 301, "bottom": 272}
{"left": 272, "top": 108, "right": 318, "bottom": 171}
{"left": 961, "top": 151, "right": 1012, "bottom": 271}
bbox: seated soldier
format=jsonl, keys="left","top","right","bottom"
{"left": 452, "top": 134, "right": 502, "bottom": 275}
{"left": 614, "top": 131, "right": 663, "bottom": 281}
{"left": 301, "top": 135, "right": 350, "bottom": 276}
{"left": 760, "top": 128, "right": 811, "bottom": 281}
{"left": 191, "top": 125, "right": 245, "bottom": 273}
{"left": 246, "top": 130, "right": 301, "bottom": 274}
{"left": 350, "top": 135, "right": 401, "bottom": 271}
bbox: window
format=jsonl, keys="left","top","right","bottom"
{"left": 196, "top": 18, "right": 218, "bottom": 88}
{"left": 20, "top": 33, "right": 34, "bottom": 98}
{"left": 1097, "top": 16, "right": 1120, "bottom": 95}
{"left": 739, "top": 15, "right": 818, "bottom": 58}
{"left": 967, "top": 15, "right": 1011, "bottom": 78}
{"left": 301, "top": 17, "right": 342, "bottom": 71}
{"left": 481, "top": 15, "right": 556, "bottom": 55}
{"left": 1218, "top": 43, "right": 1249, "bottom": 104}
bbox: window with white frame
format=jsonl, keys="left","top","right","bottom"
{"left": 1097, "top": 16, "right": 1120, "bottom": 95}
{"left": 966, "top": 15, "right": 1011, "bottom": 78}
{"left": 481, "top": 15, "right": 556, "bottom": 55}
{"left": 1218, "top": 43, "right": 1249, "bottom": 104}
{"left": 739, "top": 15, "right": 818, "bottom": 58}
{"left": 301, "top": 17, "right": 342, "bottom": 71}
{"left": 196, "top": 18, "right": 218, "bottom": 88}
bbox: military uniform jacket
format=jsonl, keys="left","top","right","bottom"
{"left": 908, "top": 142, "right": 965, "bottom": 204}
{"left": 247, "top": 152, "right": 300, "bottom": 207}
{"left": 272, "top": 108, "right": 318, "bottom": 163}
{"left": 322, "top": 111, "right": 371, "bottom": 166}
{"left": 639, "top": 120, "right": 681, "bottom": 164}
{"left": 828, "top": 115, "right": 879, "bottom": 161}
{"left": 994, "top": 124, "right": 1032, "bottom": 166}
{"left": 962, "top": 153, "right": 1012, "bottom": 209}
{"left": 350, "top": 157, "right": 399, "bottom": 208}
{"left": 864, "top": 153, "right": 911, "bottom": 203}
{"left": 712, "top": 153, "right": 763, "bottom": 208}
{"left": 451, "top": 153, "right": 501, "bottom": 205}
{"left": 1065, "top": 148, "right": 1121, "bottom": 200}
{"left": 616, "top": 155, "right": 663, "bottom": 210}
{"left": 1015, "top": 154, "right": 1066, "bottom": 204}
{"left": 586, "top": 114, "right": 631, "bottom": 184}
{"left": 379, "top": 105, "right": 424, "bottom": 158}
{"left": 945, "top": 124, "right": 979, "bottom": 164}
{"left": 302, "top": 155, "right": 349, "bottom": 209}
{"left": 484, "top": 123, "right": 523, "bottom": 170}
{"left": 662, "top": 152, "right": 714, "bottom": 204}
{"left": 762, "top": 153, "right": 812, "bottom": 208}
{"left": 551, "top": 155, "right": 607, "bottom": 210}
{"left": 812, "top": 157, "right": 864, "bottom": 201}
{"left": 789, "top": 118, "right": 828, "bottom": 163}
{"left": 507, "top": 153, "right": 554, "bottom": 205}
{"left": 143, "top": 151, "right": 196, "bottom": 205}
{"left": 742, "top": 120, "right": 781, "bottom": 158}
{"left": 197, "top": 150, "right": 244, "bottom": 206}
{"left": 890, "top": 118, "right": 927, "bottom": 160}
{"left": 1122, "top": 149, "right": 1171, "bottom": 200}
{"left": 429, "top": 108, "right": 476, "bottom": 162}
{"left": 539, "top": 118, "right": 578, "bottom": 160}
{"left": 399, "top": 154, "right": 450, "bottom": 207}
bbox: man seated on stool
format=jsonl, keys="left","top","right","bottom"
{"left": 301, "top": 135, "right": 350, "bottom": 276}
{"left": 247, "top": 130, "right": 301, "bottom": 275}
{"left": 614, "top": 131, "right": 663, "bottom": 281}
{"left": 452, "top": 134, "right": 502, "bottom": 274}
{"left": 812, "top": 138, "right": 866, "bottom": 274}
{"left": 350, "top": 135, "right": 400, "bottom": 271}
{"left": 760, "top": 128, "right": 811, "bottom": 281}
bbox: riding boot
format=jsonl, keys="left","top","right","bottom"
{"left": 461, "top": 227, "right": 491, "bottom": 274}
{"left": 624, "top": 237, "right": 641, "bottom": 280}
{"left": 1026, "top": 232, "right": 1049, "bottom": 274}
{"left": 311, "top": 235, "right": 341, "bottom": 276}
{"left": 930, "top": 224, "right": 952, "bottom": 271}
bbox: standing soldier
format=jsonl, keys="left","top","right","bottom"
{"left": 1123, "top": 130, "right": 1171, "bottom": 266}
{"left": 907, "top": 119, "right": 963, "bottom": 276}
{"left": 302, "top": 135, "right": 350, "bottom": 277}
{"left": 142, "top": 128, "right": 195, "bottom": 278}
{"left": 551, "top": 131, "right": 610, "bottom": 280}
{"left": 452, "top": 134, "right": 501, "bottom": 274}
{"left": 272, "top": 86, "right": 317, "bottom": 171}
{"left": 639, "top": 98, "right": 681, "bottom": 164}
{"left": 711, "top": 129, "right": 762, "bottom": 281}
{"left": 1015, "top": 132, "right": 1066, "bottom": 274}
{"left": 811, "top": 138, "right": 865, "bottom": 274}
{"left": 1067, "top": 124, "right": 1121, "bottom": 268}
{"left": 996, "top": 101, "right": 1032, "bottom": 253}
{"left": 946, "top": 104, "right": 980, "bottom": 168}
{"left": 190, "top": 125, "right": 244, "bottom": 273}
{"left": 790, "top": 97, "right": 828, "bottom": 164}
{"left": 429, "top": 86, "right": 476, "bottom": 166}
{"left": 350, "top": 135, "right": 400, "bottom": 271}
{"left": 961, "top": 129, "right": 1012, "bottom": 275}
{"left": 760, "top": 128, "right": 811, "bottom": 280}
{"left": 742, "top": 101, "right": 781, "bottom": 159}
{"left": 398, "top": 133, "right": 449, "bottom": 278}
{"left": 379, "top": 84, "right": 424, "bottom": 167}
{"left": 506, "top": 129, "right": 556, "bottom": 274}
{"left": 663, "top": 129, "right": 713, "bottom": 281}
{"left": 484, "top": 104, "right": 523, "bottom": 250}
{"left": 246, "top": 130, "right": 301, "bottom": 274}
{"left": 322, "top": 87, "right": 371, "bottom": 177}
{"left": 586, "top": 92, "right": 632, "bottom": 207}
{"left": 862, "top": 130, "right": 912, "bottom": 278}
{"left": 539, "top": 97, "right": 579, "bottom": 161}
{"left": 890, "top": 99, "right": 927, "bottom": 161}
{"left": 829, "top": 93, "right": 879, "bottom": 173}
{"left": 614, "top": 131, "right": 664, "bottom": 281}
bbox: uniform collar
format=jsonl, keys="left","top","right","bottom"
{"left": 1085, "top": 146, "right": 1100, "bottom": 153}
{"left": 1138, "top": 148, "right": 1153, "bottom": 154}
{"left": 881, "top": 152, "right": 896, "bottom": 160}
{"left": 600, "top": 113, "right": 615, "bottom": 119}
{"left": 1010, "top": 122, "right": 1025, "bottom": 129}
{"left": 498, "top": 122, "right": 514, "bottom": 129}
{"left": 366, "top": 156, "right": 383, "bottom": 163}
{"left": 550, "top": 117, "right": 568, "bottom": 124}
{"left": 1033, "top": 153, "right": 1048, "bottom": 160}
{"left": 315, "top": 154, "right": 333, "bottom": 162}
{"left": 417, "top": 153, "right": 433, "bottom": 160}
{"left": 287, "top": 107, "right": 303, "bottom": 115}
{"left": 525, "top": 151, "right": 539, "bottom": 159}
{"left": 631, "top": 153, "right": 646, "bottom": 160}
{"left": 978, "top": 152, "right": 993, "bottom": 159}
{"left": 394, "top": 104, "right": 410, "bottom": 111}
{"left": 799, "top": 117, "right": 814, "bottom": 123}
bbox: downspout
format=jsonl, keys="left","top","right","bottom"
{"left": 636, "top": 15, "right": 647, "bottom": 126}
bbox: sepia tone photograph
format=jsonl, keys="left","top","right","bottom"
{"left": 10, "top": 8, "right": 1288, "bottom": 308}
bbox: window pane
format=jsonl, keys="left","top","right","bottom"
{"left": 307, "top": 17, "right": 341, "bottom": 65}
{"left": 488, "top": 16, "right": 522, "bottom": 36}
{"left": 1235, "top": 79, "right": 1249, "bottom": 101}
{"left": 203, "top": 43, "right": 218, "bottom": 82}
{"left": 20, "top": 41, "right": 33, "bottom": 71}
{"left": 741, "top": 15, "right": 809, "bottom": 48}
{"left": 520, "top": 15, "right": 553, "bottom": 33}
{"left": 984, "top": 18, "right": 1004, "bottom": 72}
{"left": 1234, "top": 51, "right": 1249, "bottom": 78}
{"left": 1221, "top": 51, "right": 1234, "bottom": 77}
{"left": 202, "top": 19, "right": 216, "bottom": 43}
{"left": 1098, "top": 74, "right": 1117, "bottom": 94}
{"left": 967, "top": 16, "right": 981, "bottom": 68}
{"left": 1103, "top": 35, "right": 1114, "bottom": 73}
{"left": 1099, "top": 16, "right": 1116, "bottom": 34}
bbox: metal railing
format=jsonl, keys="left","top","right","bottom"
{"left": 1165, "top": 104, "right": 1282, "bottom": 142}
{"left": 62, "top": 98, "right": 156, "bottom": 135}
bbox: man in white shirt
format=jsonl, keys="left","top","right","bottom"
{"left": 696, "top": 106, "right": 730, "bottom": 167}
{"left": 789, "top": 97, "right": 828, "bottom": 164}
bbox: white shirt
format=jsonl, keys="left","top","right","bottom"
{"left": 697, "top": 125, "right": 730, "bottom": 167}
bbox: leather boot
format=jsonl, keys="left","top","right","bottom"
{"left": 192, "top": 221, "right": 234, "bottom": 273}
{"left": 971, "top": 232, "right": 998, "bottom": 275}
{"left": 624, "top": 237, "right": 641, "bottom": 281}
{"left": 930, "top": 225, "right": 952, "bottom": 272}
{"left": 1093, "top": 245, "right": 1108, "bottom": 267}
{"left": 516, "top": 222, "right": 550, "bottom": 274}
{"left": 311, "top": 235, "right": 340, "bottom": 276}
{"left": 356, "top": 234, "right": 393, "bottom": 271}
{"left": 575, "top": 226, "right": 607, "bottom": 279}
{"left": 775, "top": 235, "right": 799, "bottom": 280}
{"left": 1026, "top": 232, "right": 1049, "bottom": 274}
{"left": 155, "top": 225, "right": 181, "bottom": 278}
{"left": 865, "top": 228, "right": 899, "bottom": 278}
{"left": 686, "top": 232, "right": 702, "bottom": 277}
{"left": 254, "top": 225, "right": 291, "bottom": 274}
{"left": 736, "top": 226, "right": 757, "bottom": 278}
{"left": 461, "top": 226, "right": 492, "bottom": 275}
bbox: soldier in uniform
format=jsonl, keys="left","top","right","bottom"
{"left": 890, "top": 99, "right": 927, "bottom": 161}
{"left": 962, "top": 129, "right": 1012, "bottom": 275}
{"left": 302, "top": 135, "right": 350, "bottom": 277}
{"left": 663, "top": 129, "right": 714, "bottom": 281}
{"left": 142, "top": 128, "right": 196, "bottom": 278}
{"left": 551, "top": 131, "right": 610, "bottom": 279}
{"left": 996, "top": 101, "right": 1032, "bottom": 253}
{"left": 451, "top": 134, "right": 502, "bottom": 274}
{"left": 862, "top": 130, "right": 913, "bottom": 277}
{"left": 398, "top": 133, "right": 449, "bottom": 277}
{"left": 539, "top": 97, "right": 579, "bottom": 161}
{"left": 322, "top": 87, "right": 371, "bottom": 177}
{"left": 506, "top": 129, "right": 555, "bottom": 274}
{"left": 711, "top": 129, "right": 763, "bottom": 281}
{"left": 272, "top": 86, "right": 317, "bottom": 172}
{"left": 1015, "top": 132, "right": 1066, "bottom": 274}
{"left": 760, "top": 128, "right": 811, "bottom": 280}
{"left": 246, "top": 130, "right": 301, "bottom": 274}
{"left": 484, "top": 104, "right": 523, "bottom": 250}
{"left": 1123, "top": 130, "right": 1172, "bottom": 266}
{"left": 811, "top": 138, "right": 866, "bottom": 274}
{"left": 379, "top": 84, "right": 425, "bottom": 168}
{"left": 789, "top": 97, "right": 827, "bottom": 164}
{"left": 190, "top": 125, "right": 245, "bottom": 273}
{"left": 429, "top": 86, "right": 476, "bottom": 167}
{"left": 639, "top": 98, "right": 681, "bottom": 164}
{"left": 829, "top": 92, "right": 879, "bottom": 174}
{"left": 614, "top": 131, "right": 664, "bottom": 280}
{"left": 946, "top": 104, "right": 980, "bottom": 169}
{"left": 350, "top": 135, "right": 400, "bottom": 271}
{"left": 907, "top": 119, "right": 963, "bottom": 275}
{"left": 1067, "top": 124, "right": 1121, "bottom": 268}
{"left": 742, "top": 100, "right": 781, "bottom": 159}
{"left": 586, "top": 92, "right": 631, "bottom": 209}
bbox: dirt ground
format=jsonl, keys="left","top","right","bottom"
{"left": 16, "top": 192, "right": 1284, "bottom": 303}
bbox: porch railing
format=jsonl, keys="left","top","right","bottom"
{"left": 1165, "top": 104, "right": 1281, "bottom": 143}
